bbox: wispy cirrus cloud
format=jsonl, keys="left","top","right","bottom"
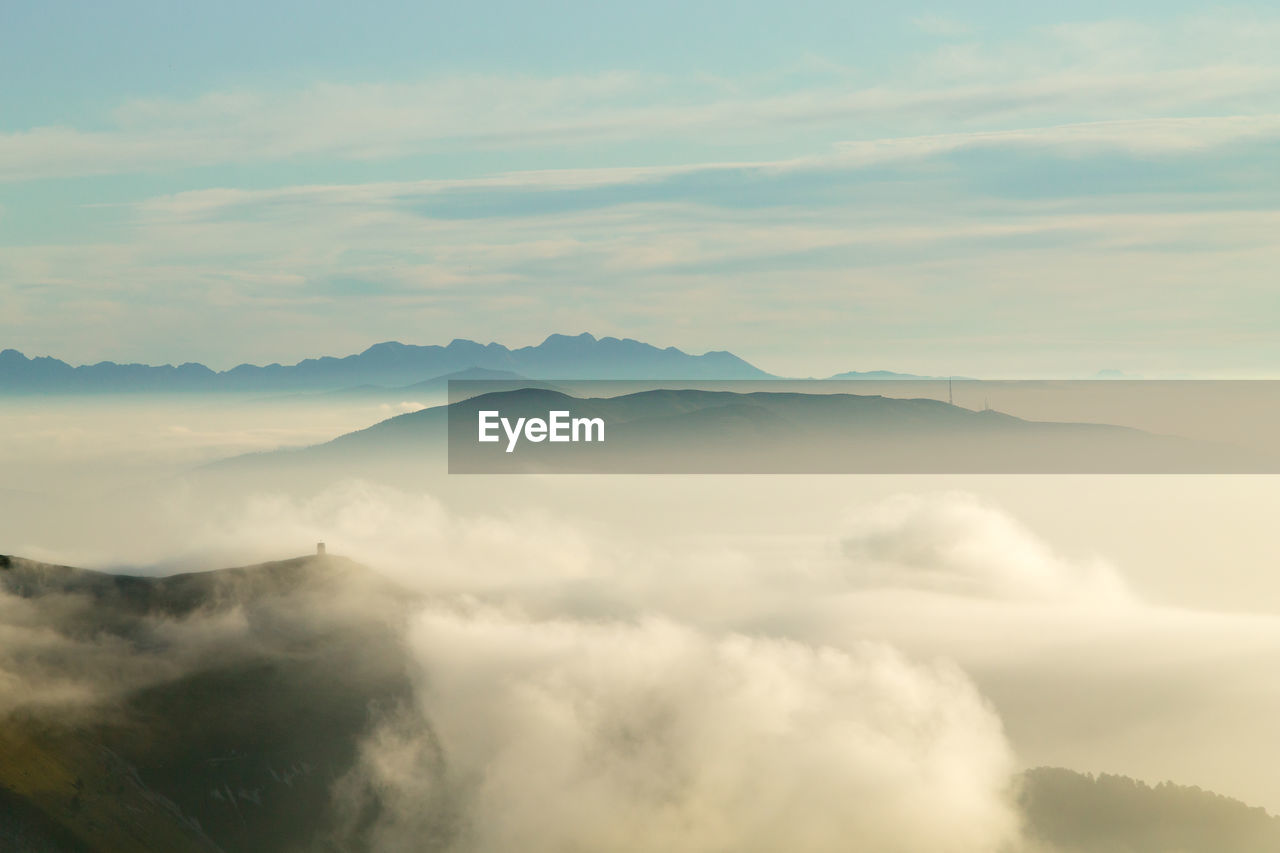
{"left": 111, "top": 110, "right": 1280, "bottom": 233}
{"left": 6, "top": 161, "right": 1278, "bottom": 374}
{"left": 2, "top": 12, "right": 1278, "bottom": 183}
{"left": 3, "top": 11, "right": 1279, "bottom": 374}
{"left": 6, "top": 71, "right": 1275, "bottom": 183}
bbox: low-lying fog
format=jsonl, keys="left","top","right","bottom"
{"left": 5, "top": 393, "right": 1280, "bottom": 849}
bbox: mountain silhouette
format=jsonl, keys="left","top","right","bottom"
{"left": 215, "top": 387, "right": 1275, "bottom": 475}
{"left": 828, "top": 370, "right": 941, "bottom": 380}
{"left": 0, "top": 553, "right": 416, "bottom": 852}
{"left": 0, "top": 334, "right": 770, "bottom": 394}
{"left": 1019, "top": 766, "right": 1280, "bottom": 852}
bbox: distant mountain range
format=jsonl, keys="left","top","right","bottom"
{"left": 827, "top": 370, "right": 946, "bottom": 380}
{"left": 300, "top": 367, "right": 561, "bottom": 402}
{"left": 2, "top": 552, "right": 1278, "bottom": 852}
{"left": 0, "top": 334, "right": 772, "bottom": 393}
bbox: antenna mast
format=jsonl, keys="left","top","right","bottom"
{"left": 948, "top": 377, "right": 953, "bottom": 406}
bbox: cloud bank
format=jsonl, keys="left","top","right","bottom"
{"left": 840, "top": 492, "right": 1131, "bottom": 602}
{"left": 11, "top": 474, "right": 1280, "bottom": 834}
{"left": 338, "top": 607, "right": 1019, "bottom": 853}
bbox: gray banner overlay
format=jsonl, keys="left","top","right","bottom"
{"left": 446, "top": 380, "right": 1280, "bottom": 474}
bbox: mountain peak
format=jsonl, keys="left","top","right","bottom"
{"left": 540, "top": 332, "right": 598, "bottom": 346}
{"left": 0, "top": 334, "right": 772, "bottom": 391}
{"left": 362, "top": 340, "right": 410, "bottom": 354}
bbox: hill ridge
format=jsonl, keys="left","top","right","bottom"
{"left": 0, "top": 334, "right": 772, "bottom": 393}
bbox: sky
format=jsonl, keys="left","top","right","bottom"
{"left": 2, "top": 1, "right": 1278, "bottom": 377}
{"left": 6, "top": 4, "right": 1280, "bottom": 818}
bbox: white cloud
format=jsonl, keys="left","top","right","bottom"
{"left": 840, "top": 492, "right": 1131, "bottom": 603}
{"left": 116, "top": 110, "right": 1279, "bottom": 224}
{"left": 3, "top": 12, "right": 1278, "bottom": 182}
{"left": 829, "top": 114, "right": 1280, "bottom": 163}
{"left": 16, "top": 471, "right": 1280, "bottom": 813}
{"left": 338, "top": 606, "right": 1018, "bottom": 853}
{"left": 6, "top": 185, "right": 1280, "bottom": 375}
{"left": 4, "top": 13, "right": 1279, "bottom": 374}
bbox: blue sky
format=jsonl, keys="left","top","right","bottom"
{"left": 2, "top": 1, "right": 1278, "bottom": 376}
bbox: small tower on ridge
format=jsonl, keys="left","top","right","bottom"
{"left": 316, "top": 542, "right": 326, "bottom": 557}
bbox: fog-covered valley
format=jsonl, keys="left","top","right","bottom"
{"left": 5, "top": 392, "right": 1280, "bottom": 851}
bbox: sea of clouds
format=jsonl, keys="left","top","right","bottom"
{"left": 7, "top": 477, "right": 1280, "bottom": 849}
